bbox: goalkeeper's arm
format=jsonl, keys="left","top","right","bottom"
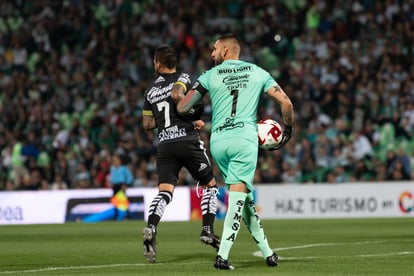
{"left": 172, "top": 84, "right": 203, "bottom": 116}
{"left": 266, "top": 84, "right": 295, "bottom": 150}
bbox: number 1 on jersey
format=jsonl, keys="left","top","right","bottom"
{"left": 230, "top": 89, "right": 238, "bottom": 117}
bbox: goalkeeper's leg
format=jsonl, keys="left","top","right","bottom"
{"left": 216, "top": 191, "right": 246, "bottom": 261}
{"left": 243, "top": 192, "right": 278, "bottom": 266}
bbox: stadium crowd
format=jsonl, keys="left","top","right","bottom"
{"left": 1, "top": 0, "right": 413, "bottom": 191}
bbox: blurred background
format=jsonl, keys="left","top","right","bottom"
{"left": 1, "top": 0, "right": 413, "bottom": 191}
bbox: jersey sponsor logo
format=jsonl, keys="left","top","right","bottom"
{"left": 216, "top": 117, "right": 244, "bottom": 132}
{"left": 223, "top": 74, "right": 249, "bottom": 83}
{"left": 158, "top": 125, "right": 187, "bottom": 142}
{"left": 147, "top": 83, "right": 174, "bottom": 104}
{"left": 217, "top": 65, "right": 252, "bottom": 74}
{"left": 154, "top": 76, "right": 165, "bottom": 83}
{"left": 218, "top": 68, "right": 233, "bottom": 74}
{"left": 223, "top": 74, "right": 249, "bottom": 90}
{"left": 234, "top": 65, "right": 253, "bottom": 73}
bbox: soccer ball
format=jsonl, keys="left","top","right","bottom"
{"left": 257, "top": 119, "right": 283, "bottom": 150}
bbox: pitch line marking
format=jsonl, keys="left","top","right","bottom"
{"left": 279, "top": 251, "right": 414, "bottom": 260}
{"left": 276, "top": 240, "right": 384, "bottom": 251}
{"left": 253, "top": 239, "right": 414, "bottom": 258}
{"left": 0, "top": 263, "right": 151, "bottom": 274}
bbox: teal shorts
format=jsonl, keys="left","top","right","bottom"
{"left": 210, "top": 138, "right": 258, "bottom": 192}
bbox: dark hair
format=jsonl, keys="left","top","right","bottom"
{"left": 113, "top": 152, "right": 130, "bottom": 165}
{"left": 217, "top": 33, "right": 240, "bottom": 44}
{"left": 154, "top": 46, "right": 177, "bottom": 69}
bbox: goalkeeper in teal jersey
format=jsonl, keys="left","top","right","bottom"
{"left": 173, "top": 33, "right": 295, "bottom": 270}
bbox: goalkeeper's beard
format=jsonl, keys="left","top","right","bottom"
{"left": 214, "top": 55, "right": 224, "bottom": 66}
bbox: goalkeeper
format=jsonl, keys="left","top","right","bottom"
{"left": 174, "top": 34, "right": 294, "bottom": 270}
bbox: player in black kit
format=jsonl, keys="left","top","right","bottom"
{"left": 142, "top": 46, "right": 220, "bottom": 263}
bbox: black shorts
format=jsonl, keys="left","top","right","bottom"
{"left": 157, "top": 139, "right": 214, "bottom": 186}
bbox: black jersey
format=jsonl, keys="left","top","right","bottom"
{"left": 143, "top": 72, "right": 201, "bottom": 143}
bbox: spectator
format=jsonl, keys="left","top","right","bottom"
{"left": 281, "top": 161, "right": 301, "bottom": 184}
{"left": 351, "top": 130, "right": 373, "bottom": 161}
{"left": 74, "top": 162, "right": 91, "bottom": 189}
{"left": 51, "top": 122, "right": 70, "bottom": 158}
{"left": 388, "top": 147, "right": 411, "bottom": 180}
{"left": 110, "top": 153, "right": 133, "bottom": 195}
{"left": 10, "top": 134, "right": 29, "bottom": 188}
{"left": 109, "top": 153, "right": 133, "bottom": 220}
{"left": 50, "top": 173, "right": 68, "bottom": 190}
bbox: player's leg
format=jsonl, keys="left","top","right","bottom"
{"left": 199, "top": 178, "right": 220, "bottom": 250}
{"left": 215, "top": 187, "right": 246, "bottom": 269}
{"left": 243, "top": 192, "right": 278, "bottom": 266}
{"left": 210, "top": 139, "right": 256, "bottom": 269}
{"left": 181, "top": 139, "right": 220, "bottom": 250}
{"left": 143, "top": 144, "right": 179, "bottom": 263}
{"left": 143, "top": 183, "right": 174, "bottom": 264}
{"left": 146, "top": 184, "right": 174, "bottom": 228}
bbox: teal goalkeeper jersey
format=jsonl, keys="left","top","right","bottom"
{"left": 196, "top": 59, "right": 277, "bottom": 143}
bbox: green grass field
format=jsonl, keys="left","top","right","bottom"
{"left": 1, "top": 218, "right": 413, "bottom": 275}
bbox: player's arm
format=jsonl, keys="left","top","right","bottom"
{"left": 172, "top": 73, "right": 204, "bottom": 117}
{"left": 175, "top": 89, "right": 203, "bottom": 115}
{"left": 171, "top": 82, "right": 185, "bottom": 105}
{"left": 266, "top": 84, "right": 295, "bottom": 149}
{"left": 142, "top": 110, "right": 157, "bottom": 131}
{"left": 171, "top": 72, "right": 193, "bottom": 107}
{"left": 267, "top": 84, "right": 294, "bottom": 126}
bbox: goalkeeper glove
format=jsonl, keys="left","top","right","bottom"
{"left": 270, "top": 125, "right": 293, "bottom": 151}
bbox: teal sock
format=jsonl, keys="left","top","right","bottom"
{"left": 217, "top": 191, "right": 246, "bottom": 260}
{"left": 243, "top": 192, "right": 273, "bottom": 258}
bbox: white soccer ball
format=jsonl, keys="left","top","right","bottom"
{"left": 257, "top": 119, "right": 283, "bottom": 150}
